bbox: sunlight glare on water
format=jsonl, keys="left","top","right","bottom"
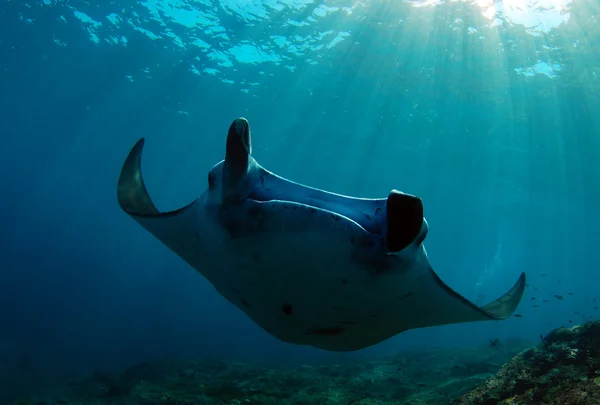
{"left": 406, "top": 0, "right": 573, "bottom": 33}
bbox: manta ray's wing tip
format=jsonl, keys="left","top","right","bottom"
{"left": 117, "top": 137, "right": 159, "bottom": 216}
{"left": 480, "top": 272, "right": 527, "bottom": 320}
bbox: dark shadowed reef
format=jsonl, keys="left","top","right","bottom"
{"left": 8, "top": 319, "right": 600, "bottom": 405}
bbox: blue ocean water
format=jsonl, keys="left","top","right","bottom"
{"left": 0, "top": 0, "right": 599, "bottom": 401}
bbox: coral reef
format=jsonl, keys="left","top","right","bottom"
{"left": 453, "top": 320, "right": 600, "bottom": 405}
{"left": 10, "top": 320, "right": 600, "bottom": 405}
{"left": 10, "top": 342, "right": 527, "bottom": 405}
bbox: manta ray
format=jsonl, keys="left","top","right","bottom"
{"left": 117, "top": 117, "right": 525, "bottom": 352}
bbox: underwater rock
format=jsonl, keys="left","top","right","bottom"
{"left": 453, "top": 319, "right": 600, "bottom": 405}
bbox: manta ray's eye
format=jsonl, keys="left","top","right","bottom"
{"left": 208, "top": 173, "right": 215, "bottom": 189}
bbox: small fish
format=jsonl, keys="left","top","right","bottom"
{"left": 533, "top": 305, "right": 539, "bottom": 308}
{"left": 514, "top": 314, "right": 523, "bottom": 318}
{"left": 568, "top": 292, "right": 574, "bottom": 296}
{"left": 554, "top": 295, "right": 564, "bottom": 300}
{"left": 543, "top": 299, "right": 549, "bottom": 303}
{"left": 530, "top": 297, "right": 536, "bottom": 301}
{"left": 594, "top": 307, "right": 598, "bottom": 310}
{"left": 489, "top": 338, "right": 500, "bottom": 348}
{"left": 539, "top": 334, "right": 544, "bottom": 341}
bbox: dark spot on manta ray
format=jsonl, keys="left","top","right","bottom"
{"left": 306, "top": 326, "right": 345, "bottom": 336}
{"left": 340, "top": 278, "right": 348, "bottom": 285}
{"left": 375, "top": 207, "right": 382, "bottom": 216}
{"left": 246, "top": 205, "right": 263, "bottom": 219}
{"left": 337, "top": 321, "right": 357, "bottom": 325}
{"left": 309, "top": 207, "right": 317, "bottom": 213}
{"left": 230, "top": 287, "right": 242, "bottom": 294}
{"left": 403, "top": 291, "right": 413, "bottom": 298}
{"left": 246, "top": 205, "right": 266, "bottom": 229}
{"left": 359, "top": 236, "right": 375, "bottom": 249}
{"left": 349, "top": 236, "right": 355, "bottom": 245}
{"left": 241, "top": 299, "right": 251, "bottom": 308}
{"left": 364, "top": 213, "right": 373, "bottom": 221}
{"left": 281, "top": 304, "right": 293, "bottom": 315}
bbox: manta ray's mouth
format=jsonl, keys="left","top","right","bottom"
{"left": 249, "top": 169, "right": 427, "bottom": 253}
